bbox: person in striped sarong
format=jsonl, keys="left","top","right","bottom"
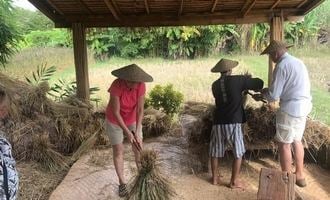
{"left": 210, "top": 59, "right": 264, "bottom": 189}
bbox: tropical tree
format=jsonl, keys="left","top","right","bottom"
{"left": 0, "top": 0, "right": 20, "bottom": 65}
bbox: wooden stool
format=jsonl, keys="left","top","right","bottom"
{"left": 257, "top": 168, "right": 295, "bottom": 200}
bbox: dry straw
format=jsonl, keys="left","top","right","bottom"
{"left": 0, "top": 72, "right": 107, "bottom": 171}
{"left": 127, "top": 150, "right": 175, "bottom": 200}
{"left": 142, "top": 107, "right": 171, "bottom": 138}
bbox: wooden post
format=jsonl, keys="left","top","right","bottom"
{"left": 268, "top": 15, "right": 283, "bottom": 86}
{"left": 257, "top": 168, "right": 295, "bottom": 200}
{"left": 72, "top": 23, "right": 90, "bottom": 101}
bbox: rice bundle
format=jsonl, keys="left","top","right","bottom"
{"left": 0, "top": 72, "right": 108, "bottom": 170}
{"left": 127, "top": 150, "right": 175, "bottom": 200}
{"left": 244, "top": 105, "right": 277, "bottom": 144}
{"left": 142, "top": 107, "right": 171, "bottom": 138}
{"left": 182, "top": 102, "right": 330, "bottom": 170}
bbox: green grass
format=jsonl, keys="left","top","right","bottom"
{"left": 2, "top": 46, "right": 329, "bottom": 125}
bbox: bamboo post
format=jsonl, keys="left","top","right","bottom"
{"left": 268, "top": 15, "right": 284, "bottom": 86}
{"left": 72, "top": 23, "right": 90, "bottom": 101}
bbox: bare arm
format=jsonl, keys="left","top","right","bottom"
{"left": 135, "top": 95, "right": 145, "bottom": 136}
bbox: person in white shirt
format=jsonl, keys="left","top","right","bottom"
{"left": 260, "top": 40, "right": 312, "bottom": 187}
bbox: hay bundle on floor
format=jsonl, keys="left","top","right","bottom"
{"left": 142, "top": 107, "right": 171, "bottom": 138}
{"left": 181, "top": 101, "right": 212, "bottom": 118}
{"left": 127, "top": 150, "right": 175, "bottom": 200}
{"left": 186, "top": 104, "right": 214, "bottom": 145}
{"left": 0, "top": 72, "right": 107, "bottom": 170}
{"left": 304, "top": 120, "right": 330, "bottom": 150}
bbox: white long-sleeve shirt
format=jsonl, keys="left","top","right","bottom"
{"left": 265, "top": 52, "right": 312, "bottom": 117}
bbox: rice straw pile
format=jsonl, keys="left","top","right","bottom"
{"left": 183, "top": 101, "right": 330, "bottom": 156}
{"left": 127, "top": 150, "right": 175, "bottom": 200}
{"left": 142, "top": 107, "right": 172, "bottom": 138}
{"left": 0, "top": 73, "right": 108, "bottom": 171}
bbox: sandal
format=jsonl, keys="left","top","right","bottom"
{"left": 296, "top": 178, "right": 307, "bottom": 187}
{"left": 118, "top": 184, "right": 128, "bottom": 197}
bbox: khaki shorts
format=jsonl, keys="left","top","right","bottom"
{"left": 275, "top": 111, "right": 307, "bottom": 144}
{"left": 105, "top": 121, "right": 143, "bottom": 145}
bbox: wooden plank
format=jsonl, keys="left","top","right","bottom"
{"left": 72, "top": 23, "right": 90, "bottom": 101}
{"left": 178, "top": 0, "right": 184, "bottom": 16}
{"left": 270, "top": 0, "right": 281, "bottom": 10}
{"left": 257, "top": 168, "right": 295, "bottom": 200}
{"left": 144, "top": 0, "right": 150, "bottom": 14}
{"left": 211, "top": 0, "right": 218, "bottom": 13}
{"left": 268, "top": 15, "right": 283, "bottom": 86}
{"left": 243, "top": 0, "right": 257, "bottom": 17}
{"left": 104, "top": 0, "right": 121, "bottom": 20}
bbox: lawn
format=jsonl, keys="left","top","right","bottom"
{"left": 2, "top": 46, "right": 330, "bottom": 124}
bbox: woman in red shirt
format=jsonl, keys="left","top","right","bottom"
{"left": 105, "top": 64, "right": 153, "bottom": 197}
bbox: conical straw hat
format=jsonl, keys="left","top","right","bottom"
{"left": 111, "top": 64, "right": 153, "bottom": 82}
{"left": 211, "top": 58, "right": 239, "bottom": 73}
{"left": 260, "top": 40, "right": 293, "bottom": 55}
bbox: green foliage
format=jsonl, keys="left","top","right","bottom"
{"left": 23, "top": 29, "right": 71, "bottom": 48}
{"left": 25, "top": 64, "right": 56, "bottom": 85}
{"left": 0, "top": 0, "right": 20, "bottom": 66}
{"left": 25, "top": 64, "right": 100, "bottom": 105}
{"left": 49, "top": 79, "right": 101, "bottom": 106}
{"left": 13, "top": 8, "right": 53, "bottom": 35}
{"left": 145, "top": 84, "right": 184, "bottom": 117}
{"left": 49, "top": 79, "right": 77, "bottom": 101}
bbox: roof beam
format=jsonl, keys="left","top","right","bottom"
{"left": 300, "top": 0, "right": 324, "bottom": 15}
{"left": 241, "top": 0, "right": 251, "bottom": 12}
{"left": 58, "top": 8, "right": 302, "bottom": 28}
{"left": 242, "top": 0, "right": 257, "bottom": 17}
{"left": 28, "top": 0, "right": 64, "bottom": 22}
{"left": 46, "top": 0, "right": 64, "bottom": 15}
{"left": 178, "top": 0, "right": 184, "bottom": 16}
{"left": 211, "top": 0, "right": 218, "bottom": 13}
{"left": 104, "top": 0, "right": 121, "bottom": 21}
{"left": 76, "top": 0, "right": 93, "bottom": 14}
{"left": 297, "top": 0, "right": 308, "bottom": 8}
{"left": 270, "top": 0, "right": 281, "bottom": 10}
{"left": 144, "top": 0, "right": 150, "bottom": 14}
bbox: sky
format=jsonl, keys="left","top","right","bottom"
{"left": 13, "top": 0, "right": 36, "bottom": 11}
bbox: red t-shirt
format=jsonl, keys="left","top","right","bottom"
{"left": 106, "top": 79, "right": 146, "bottom": 125}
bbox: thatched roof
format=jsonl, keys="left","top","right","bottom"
{"left": 28, "top": 0, "right": 325, "bottom": 27}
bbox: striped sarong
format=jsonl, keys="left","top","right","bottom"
{"left": 209, "top": 123, "right": 245, "bottom": 158}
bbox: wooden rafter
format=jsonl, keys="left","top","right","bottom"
{"left": 111, "top": 0, "right": 121, "bottom": 15}
{"left": 28, "top": 0, "right": 63, "bottom": 22}
{"left": 211, "top": 0, "right": 218, "bottom": 13}
{"left": 57, "top": 8, "right": 302, "bottom": 28}
{"left": 297, "top": 0, "right": 308, "bottom": 8}
{"left": 301, "top": 0, "right": 324, "bottom": 15}
{"left": 178, "top": 0, "right": 184, "bottom": 16}
{"left": 46, "top": 0, "right": 64, "bottom": 15}
{"left": 241, "top": 0, "right": 251, "bottom": 12}
{"left": 270, "top": 0, "right": 281, "bottom": 10}
{"left": 104, "top": 0, "right": 121, "bottom": 21}
{"left": 76, "top": 0, "right": 93, "bottom": 14}
{"left": 144, "top": 0, "right": 150, "bottom": 14}
{"left": 242, "top": 0, "right": 257, "bottom": 17}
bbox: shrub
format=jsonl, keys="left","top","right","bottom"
{"left": 145, "top": 84, "right": 184, "bottom": 117}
